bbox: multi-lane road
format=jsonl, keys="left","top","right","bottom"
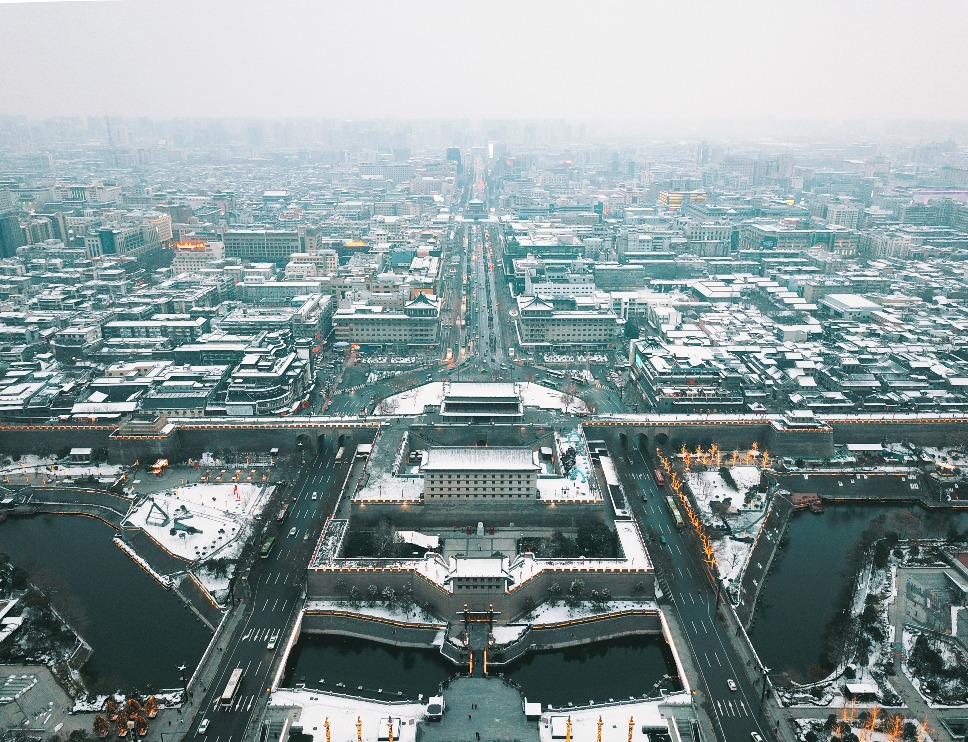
{"left": 190, "top": 180, "right": 774, "bottom": 742}
{"left": 187, "top": 447, "right": 354, "bottom": 741}
{"left": 609, "top": 435, "right": 775, "bottom": 742}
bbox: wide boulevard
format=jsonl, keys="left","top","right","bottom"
{"left": 186, "top": 447, "right": 352, "bottom": 741}
{"left": 608, "top": 433, "right": 778, "bottom": 742}
{"left": 182, "top": 173, "right": 778, "bottom": 742}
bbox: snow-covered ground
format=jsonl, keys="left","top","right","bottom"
{"left": 917, "top": 446, "right": 968, "bottom": 468}
{"left": 519, "top": 382, "right": 589, "bottom": 414}
{"left": 72, "top": 689, "right": 183, "bottom": 714}
{"left": 377, "top": 381, "right": 588, "bottom": 416}
{"left": 303, "top": 601, "right": 444, "bottom": 626}
{"left": 683, "top": 466, "right": 767, "bottom": 586}
{"left": 0, "top": 454, "right": 53, "bottom": 471}
{"left": 491, "top": 624, "right": 528, "bottom": 645}
{"left": 124, "top": 482, "right": 268, "bottom": 563}
{"left": 686, "top": 468, "right": 764, "bottom": 518}
{"left": 903, "top": 627, "right": 968, "bottom": 705}
{"left": 193, "top": 567, "right": 232, "bottom": 601}
{"left": 357, "top": 355, "right": 426, "bottom": 367}
{"left": 522, "top": 600, "right": 660, "bottom": 625}
{"left": 509, "top": 522, "right": 652, "bottom": 587}
{"left": 538, "top": 699, "right": 677, "bottom": 741}
{"left": 536, "top": 428, "right": 598, "bottom": 501}
{"left": 715, "top": 538, "right": 754, "bottom": 585}
{"left": 0, "top": 454, "right": 124, "bottom": 484}
{"left": 793, "top": 717, "right": 928, "bottom": 742}
{"left": 354, "top": 469, "right": 423, "bottom": 501}
{"left": 269, "top": 689, "right": 426, "bottom": 742}
{"left": 536, "top": 478, "right": 596, "bottom": 501}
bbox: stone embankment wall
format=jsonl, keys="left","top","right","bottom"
{"left": 734, "top": 493, "right": 795, "bottom": 629}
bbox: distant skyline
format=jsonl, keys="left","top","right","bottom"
{"left": 2, "top": 0, "right": 967, "bottom": 124}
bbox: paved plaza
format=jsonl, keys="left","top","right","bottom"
{"left": 419, "top": 676, "right": 537, "bottom": 742}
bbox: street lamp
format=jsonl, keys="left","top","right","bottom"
{"left": 178, "top": 663, "right": 189, "bottom": 702}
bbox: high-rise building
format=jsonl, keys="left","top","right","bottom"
{"left": 223, "top": 229, "right": 300, "bottom": 263}
{"left": 696, "top": 141, "right": 710, "bottom": 166}
{"left": 0, "top": 214, "right": 25, "bottom": 259}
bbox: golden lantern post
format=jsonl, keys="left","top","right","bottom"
{"left": 388, "top": 718, "right": 394, "bottom": 742}
{"left": 628, "top": 717, "right": 634, "bottom": 742}
{"left": 325, "top": 718, "right": 330, "bottom": 742}
{"left": 357, "top": 716, "right": 362, "bottom": 742}
{"left": 597, "top": 715, "right": 604, "bottom": 742}
{"left": 566, "top": 716, "right": 572, "bottom": 742}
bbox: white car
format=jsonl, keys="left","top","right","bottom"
{"left": 751, "top": 734, "right": 763, "bottom": 742}
{"left": 289, "top": 527, "right": 297, "bottom": 537}
{"left": 198, "top": 719, "right": 210, "bottom": 734}
{"left": 311, "top": 492, "right": 318, "bottom": 500}
{"left": 267, "top": 638, "right": 277, "bottom": 650}
{"left": 727, "top": 679, "right": 738, "bottom": 691}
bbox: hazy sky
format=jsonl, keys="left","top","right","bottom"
{"left": 1, "top": 0, "right": 966, "bottom": 122}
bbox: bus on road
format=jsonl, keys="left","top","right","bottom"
{"left": 335, "top": 446, "right": 345, "bottom": 462}
{"left": 259, "top": 536, "right": 276, "bottom": 559}
{"left": 653, "top": 469, "right": 666, "bottom": 487}
{"left": 665, "top": 496, "right": 685, "bottom": 530}
{"left": 220, "top": 668, "right": 243, "bottom": 709}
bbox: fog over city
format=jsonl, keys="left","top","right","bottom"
{"left": 2, "top": 0, "right": 967, "bottom": 125}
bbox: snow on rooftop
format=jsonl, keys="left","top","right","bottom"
{"left": 451, "top": 556, "right": 508, "bottom": 579}
{"left": 378, "top": 381, "right": 587, "bottom": 416}
{"left": 421, "top": 446, "right": 538, "bottom": 472}
{"left": 822, "top": 293, "right": 880, "bottom": 310}
{"left": 318, "top": 523, "right": 652, "bottom": 591}
{"left": 445, "top": 382, "right": 519, "bottom": 399}
{"left": 509, "top": 522, "right": 651, "bottom": 586}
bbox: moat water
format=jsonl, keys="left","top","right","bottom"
{"left": 4, "top": 487, "right": 963, "bottom": 698}
{"left": 749, "top": 489, "right": 963, "bottom": 682}
{"left": 283, "top": 634, "right": 678, "bottom": 706}
{"left": 0, "top": 515, "right": 211, "bottom": 693}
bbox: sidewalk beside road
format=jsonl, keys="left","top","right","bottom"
{"left": 143, "top": 600, "right": 250, "bottom": 742}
